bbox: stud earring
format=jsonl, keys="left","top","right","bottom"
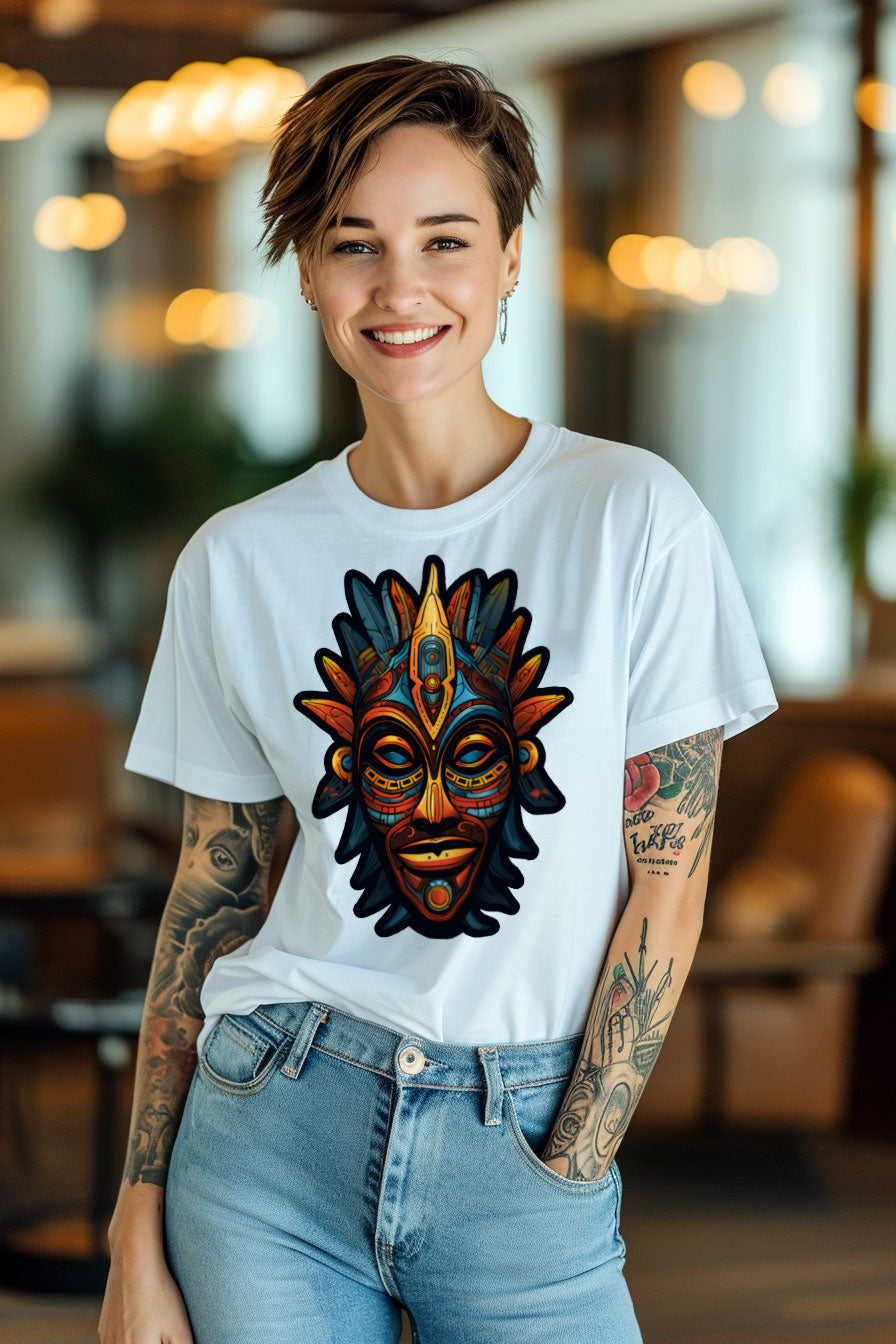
{"left": 302, "top": 292, "right": 317, "bottom": 311}
{"left": 499, "top": 280, "right": 519, "bottom": 345}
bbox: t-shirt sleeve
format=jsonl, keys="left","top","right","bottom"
{"left": 123, "top": 558, "right": 284, "bottom": 802}
{"left": 624, "top": 507, "right": 778, "bottom": 759}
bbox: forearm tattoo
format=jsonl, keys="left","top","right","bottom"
{"left": 540, "top": 727, "right": 723, "bottom": 1181}
{"left": 123, "top": 793, "right": 285, "bottom": 1186}
{"left": 623, "top": 726, "right": 724, "bottom": 879}
{"left": 541, "top": 916, "right": 672, "bottom": 1180}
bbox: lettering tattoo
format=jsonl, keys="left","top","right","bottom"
{"left": 541, "top": 917, "right": 671, "bottom": 1180}
{"left": 623, "top": 727, "right": 724, "bottom": 879}
{"left": 123, "top": 793, "right": 286, "bottom": 1186}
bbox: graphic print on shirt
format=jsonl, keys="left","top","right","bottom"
{"left": 293, "top": 554, "right": 573, "bottom": 939}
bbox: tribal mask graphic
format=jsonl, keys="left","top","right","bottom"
{"left": 293, "top": 555, "right": 573, "bottom": 939}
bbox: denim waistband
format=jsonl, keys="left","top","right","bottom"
{"left": 252, "top": 999, "right": 586, "bottom": 1093}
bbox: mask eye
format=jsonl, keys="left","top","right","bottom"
{"left": 458, "top": 743, "right": 490, "bottom": 767}
{"left": 369, "top": 734, "right": 417, "bottom": 775}
{"left": 453, "top": 733, "right": 500, "bottom": 775}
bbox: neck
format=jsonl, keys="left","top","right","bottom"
{"left": 348, "top": 388, "right": 532, "bottom": 511}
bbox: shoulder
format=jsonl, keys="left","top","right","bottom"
{"left": 171, "top": 457, "right": 330, "bottom": 595}
{"left": 550, "top": 424, "right": 708, "bottom": 551}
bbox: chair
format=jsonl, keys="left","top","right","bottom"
{"left": 0, "top": 682, "right": 174, "bottom": 1290}
{"left": 633, "top": 748, "right": 896, "bottom": 1129}
{"left": 0, "top": 685, "right": 114, "bottom": 892}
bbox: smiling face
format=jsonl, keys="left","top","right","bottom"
{"left": 297, "top": 122, "right": 521, "bottom": 404}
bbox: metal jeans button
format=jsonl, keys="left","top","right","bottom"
{"left": 398, "top": 1046, "right": 425, "bottom": 1075}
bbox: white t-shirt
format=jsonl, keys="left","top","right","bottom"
{"left": 124, "top": 419, "right": 778, "bottom": 1055}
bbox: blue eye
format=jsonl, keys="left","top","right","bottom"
{"left": 332, "top": 237, "right": 468, "bottom": 255}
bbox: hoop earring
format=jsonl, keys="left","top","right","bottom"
{"left": 499, "top": 280, "right": 518, "bottom": 345}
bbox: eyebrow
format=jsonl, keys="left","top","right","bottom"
{"left": 326, "top": 213, "right": 480, "bottom": 230}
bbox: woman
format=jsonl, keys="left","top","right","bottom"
{"left": 100, "top": 54, "right": 777, "bottom": 1344}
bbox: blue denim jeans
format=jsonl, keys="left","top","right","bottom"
{"left": 164, "top": 999, "right": 643, "bottom": 1343}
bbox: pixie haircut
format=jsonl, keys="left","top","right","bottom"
{"left": 256, "top": 54, "right": 544, "bottom": 273}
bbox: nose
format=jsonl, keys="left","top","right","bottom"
{"left": 412, "top": 776, "right": 461, "bottom": 827}
{"left": 420, "top": 780, "right": 444, "bottom": 826}
{"left": 371, "top": 253, "right": 427, "bottom": 312}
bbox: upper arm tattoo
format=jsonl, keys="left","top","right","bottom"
{"left": 124, "top": 792, "right": 286, "bottom": 1185}
{"left": 623, "top": 726, "right": 724, "bottom": 881}
{"left": 154, "top": 794, "right": 286, "bottom": 1019}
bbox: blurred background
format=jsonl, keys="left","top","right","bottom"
{"left": 2, "top": 0, "right": 896, "bottom": 1340}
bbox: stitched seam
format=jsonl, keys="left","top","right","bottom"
{"left": 220, "top": 1018, "right": 266, "bottom": 1054}
{"left": 318, "top": 424, "right": 563, "bottom": 537}
{"left": 626, "top": 673, "right": 773, "bottom": 731}
{"left": 254, "top": 1007, "right": 299, "bottom": 1035}
{"left": 198, "top": 1041, "right": 287, "bottom": 1093}
{"left": 253, "top": 1005, "right": 585, "bottom": 1053}
{"left": 307, "top": 1043, "right": 575, "bottom": 1090}
{"left": 506, "top": 1092, "right": 615, "bottom": 1192}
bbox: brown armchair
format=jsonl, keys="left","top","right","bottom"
{"left": 632, "top": 748, "right": 896, "bottom": 1129}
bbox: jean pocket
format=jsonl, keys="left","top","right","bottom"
{"left": 504, "top": 1076, "right": 618, "bottom": 1195}
{"left": 198, "top": 1010, "right": 290, "bottom": 1096}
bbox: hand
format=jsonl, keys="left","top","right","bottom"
{"left": 98, "top": 1243, "right": 194, "bottom": 1344}
{"left": 538, "top": 1056, "right": 642, "bottom": 1183}
{"left": 538, "top": 1146, "right": 610, "bottom": 1184}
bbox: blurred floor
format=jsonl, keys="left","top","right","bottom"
{"left": 619, "top": 1129, "right": 896, "bottom": 1342}
{"left": 2, "top": 1130, "right": 894, "bottom": 1342}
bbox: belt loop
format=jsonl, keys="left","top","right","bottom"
{"left": 280, "top": 1002, "right": 330, "bottom": 1079}
{"left": 477, "top": 1046, "right": 504, "bottom": 1126}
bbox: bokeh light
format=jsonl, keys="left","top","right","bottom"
{"left": 710, "top": 236, "right": 780, "bottom": 293}
{"left": 164, "top": 288, "right": 272, "bottom": 348}
{"left": 681, "top": 59, "right": 746, "bottom": 120}
{"left": 855, "top": 76, "right": 896, "bottom": 131}
{"left": 607, "top": 234, "right": 654, "bottom": 289}
{"left": 762, "top": 62, "right": 824, "bottom": 127}
{"left": 641, "top": 236, "right": 692, "bottom": 293}
{"left": 607, "top": 232, "right": 779, "bottom": 302}
{"left": 34, "top": 193, "right": 127, "bottom": 250}
{"left": 105, "top": 59, "right": 307, "bottom": 163}
{"left": 0, "top": 66, "right": 51, "bottom": 140}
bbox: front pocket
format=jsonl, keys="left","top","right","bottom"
{"left": 198, "top": 1012, "right": 290, "bottom": 1096}
{"left": 504, "top": 1077, "right": 617, "bottom": 1194}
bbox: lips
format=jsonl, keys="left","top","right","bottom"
{"left": 398, "top": 838, "right": 476, "bottom": 873}
{"left": 361, "top": 326, "right": 450, "bottom": 358}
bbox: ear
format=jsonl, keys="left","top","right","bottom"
{"left": 296, "top": 246, "right": 314, "bottom": 297}
{"left": 504, "top": 223, "right": 523, "bottom": 291}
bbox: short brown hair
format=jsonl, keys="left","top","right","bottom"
{"left": 256, "top": 54, "right": 545, "bottom": 272}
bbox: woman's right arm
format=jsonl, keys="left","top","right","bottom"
{"left": 99, "top": 790, "right": 286, "bottom": 1342}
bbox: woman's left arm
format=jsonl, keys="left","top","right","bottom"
{"left": 539, "top": 725, "right": 725, "bottom": 1181}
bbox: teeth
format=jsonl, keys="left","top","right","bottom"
{"left": 369, "top": 326, "right": 443, "bottom": 345}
